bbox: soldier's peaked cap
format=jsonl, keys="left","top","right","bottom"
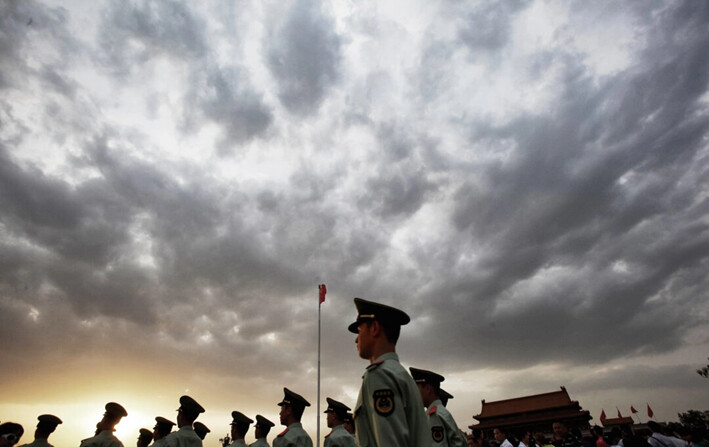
{"left": 323, "top": 398, "right": 350, "bottom": 417}
{"left": 155, "top": 417, "right": 175, "bottom": 427}
{"left": 409, "top": 367, "right": 445, "bottom": 385}
{"left": 193, "top": 422, "right": 210, "bottom": 435}
{"left": 440, "top": 388, "right": 454, "bottom": 400}
{"left": 139, "top": 429, "right": 153, "bottom": 438}
{"left": 178, "top": 395, "right": 205, "bottom": 414}
{"left": 277, "top": 388, "right": 311, "bottom": 409}
{"left": 37, "top": 415, "right": 62, "bottom": 426}
{"left": 105, "top": 402, "right": 128, "bottom": 418}
{"left": 230, "top": 411, "right": 253, "bottom": 425}
{"left": 347, "top": 298, "right": 410, "bottom": 333}
{"left": 255, "top": 415, "right": 274, "bottom": 428}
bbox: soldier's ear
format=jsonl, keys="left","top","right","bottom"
{"left": 369, "top": 319, "right": 382, "bottom": 336}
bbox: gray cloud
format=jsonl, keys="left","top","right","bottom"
{"left": 0, "top": 0, "right": 708, "bottom": 431}
{"left": 266, "top": 0, "right": 341, "bottom": 115}
{"left": 181, "top": 65, "right": 274, "bottom": 151}
{"left": 418, "top": 1, "right": 709, "bottom": 368}
{"left": 457, "top": 0, "right": 530, "bottom": 53}
{"left": 98, "top": 0, "right": 207, "bottom": 78}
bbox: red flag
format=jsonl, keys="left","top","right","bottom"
{"left": 319, "top": 284, "right": 327, "bottom": 304}
{"left": 631, "top": 405, "right": 638, "bottom": 414}
{"left": 600, "top": 409, "right": 607, "bottom": 422}
{"left": 647, "top": 404, "right": 654, "bottom": 418}
{"left": 617, "top": 408, "right": 622, "bottom": 418}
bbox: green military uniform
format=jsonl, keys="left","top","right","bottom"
{"left": 150, "top": 417, "right": 175, "bottom": 447}
{"left": 248, "top": 440, "right": 270, "bottom": 447}
{"left": 426, "top": 399, "right": 466, "bottom": 447}
{"left": 228, "top": 411, "right": 252, "bottom": 447}
{"left": 324, "top": 425, "right": 356, "bottom": 447}
{"left": 354, "top": 352, "right": 429, "bottom": 447}
{"left": 164, "top": 396, "right": 205, "bottom": 447}
{"left": 151, "top": 438, "right": 168, "bottom": 447}
{"left": 273, "top": 389, "right": 313, "bottom": 447}
{"left": 80, "top": 430, "right": 125, "bottom": 447}
{"left": 80, "top": 403, "right": 127, "bottom": 447}
{"left": 272, "top": 423, "right": 312, "bottom": 447}
{"left": 18, "top": 414, "right": 63, "bottom": 447}
{"left": 163, "top": 426, "right": 201, "bottom": 447}
{"left": 323, "top": 398, "right": 356, "bottom": 447}
{"left": 19, "top": 439, "right": 54, "bottom": 447}
{"left": 248, "top": 415, "right": 274, "bottom": 447}
{"left": 409, "top": 368, "right": 466, "bottom": 447}
{"left": 348, "top": 298, "right": 428, "bottom": 447}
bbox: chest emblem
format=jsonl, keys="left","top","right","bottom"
{"left": 432, "top": 426, "right": 444, "bottom": 443}
{"left": 373, "top": 389, "right": 394, "bottom": 416}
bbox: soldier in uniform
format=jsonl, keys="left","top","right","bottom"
{"left": 193, "top": 424, "right": 210, "bottom": 442}
{"left": 138, "top": 430, "right": 154, "bottom": 447}
{"left": 0, "top": 422, "right": 25, "bottom": 447}
{"left": 273, "top": 388, "right": 313, "bottom": 447}
{"left": 410, "top": 367, "right": 466, "bottom": 447}
{"left": 150, "top": 417, "right": 175, "bottom": 447}
{"left": 323, "top": 398, "right": 355, "bottom": 447}
{"left": 248, "top": 415, "right": 274, "bottom": 447}
{"left": 348, "top": 298, "right": 428, "bottom": 447}
{"left": 341, "top": 415, "right": 354, "bottom": 436}
{"left": 228, "top": 412, "right": 252, "bottom": 447}
{"left": 80, "top": 402, "right": 128, "bottom": 447}
{"left": 17, "top": 415, "right": 62, "bottom": 447}
{"left": 164, "top": 396, "right": 205, "bottom": 447}
{"left": 439, "top": 389, "right": 453, "bottom": 407}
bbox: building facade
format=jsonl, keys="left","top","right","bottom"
{"left": 470, "top": 386, "right": 592, "bottom": 435}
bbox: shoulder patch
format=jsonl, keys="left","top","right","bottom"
{"left": 427, "top": 405, "right": 438, "bottom": 415}
{"left": 277, "top": 428, "right": 289, "bottom": 437}
{"left": 373, "top": 389, "right": 395, "bottom": 416}
{"left": 432, "top": 426, "right": 444, "bottom": 443}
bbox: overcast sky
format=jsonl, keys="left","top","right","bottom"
{"left": 1, "top": 0, "right": 708, "bottom": 445}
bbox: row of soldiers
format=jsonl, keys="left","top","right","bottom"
{"left": 1, "top": 298, "right": 468, "bottom": 447}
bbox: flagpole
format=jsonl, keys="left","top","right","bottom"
{"left": 317, "top": 286, "right": 322, "bottom": 447}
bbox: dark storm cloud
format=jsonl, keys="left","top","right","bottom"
{"left": 1, "top": 0, "right": 708, "bottom": 424}
{"left": 97, "top": 1, "right": 274, "bottom": 147}
{"left": 266, "top": 0, "right": 341, "bottom": 115}
{"left": 355, "top": 123, "right": 439, "bottom": 219}
{"left": 411, "top": 1, "right": 709, "bottom": 368}
{"left": 181, "top": 65, "right": 274, "bottom": 151}
{"left": 569, "top": 363, "right": 704, "bottom": 392}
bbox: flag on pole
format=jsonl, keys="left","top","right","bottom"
{"left": 617, "top": 408, "right": 622, "bottom": 418}
{"left": 319, "top": 284, "right": 327, "bottom": 304}
{"left": 600, "top": 409, "right": 607, "bottom": 422}
{"left": 631, "top": 405, "right": 638, "bottom": 414}
{"left": 647, "top": 404, "right": 654, "bottom": 418}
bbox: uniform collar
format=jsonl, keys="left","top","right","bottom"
{"left": 368, "top": 352, "right": 399, "bottom": 367}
